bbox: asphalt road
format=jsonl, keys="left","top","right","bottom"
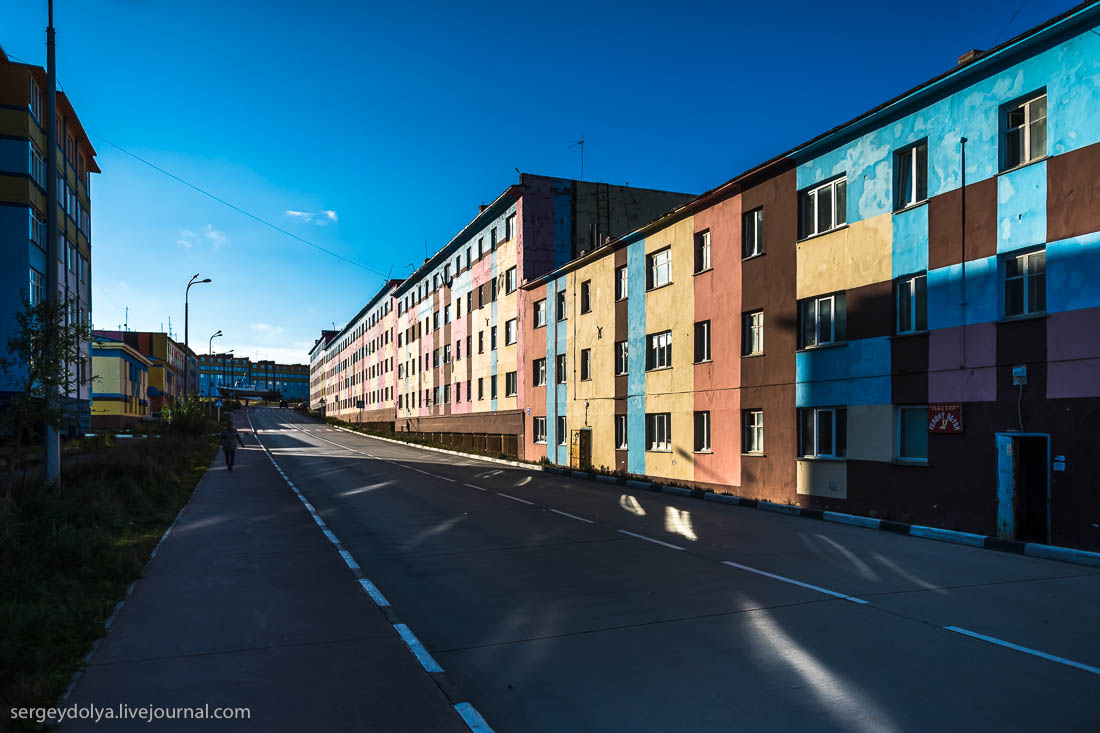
{"left": 248, "top": 407, "right": 1100, "bottom": 732}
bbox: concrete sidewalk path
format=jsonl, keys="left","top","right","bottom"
{"left": 63, "top": 424, "right": 469, "bottom": 732}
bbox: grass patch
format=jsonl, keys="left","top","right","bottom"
{"left": 0, "top": 435, "right": 216, "bottom": 731}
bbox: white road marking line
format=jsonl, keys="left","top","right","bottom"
{"left": 722, "top": 561, "right": 868, "bottom": 604}
{"left": 432, "top": 474, "right": 457, "bottom": 483}
{"left": 618, "top": 529, "right": 684, "bottom": 550}
{"left": 454, "top": 702, "right": 496, "bottom": 733}
{"left": 463, "top": 483, "right": 487, "bottom": 491}
{"left": 393, "top": 623, "right": 443, "bottom": 673}
{"left": 945, "top": 626, "right": 1100, "bottom": 675}
{"left": 497, "top": 492, "right": 535, "bottom": 505}
{"left": 550, "top": 509, "right": 595, "bottom": 524}
{"left": 359, "top": 579, "right": 390, "bottom": 607}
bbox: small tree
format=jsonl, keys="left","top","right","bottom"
{"left": 0, "top": 293, "right": 91, "bottom": 532}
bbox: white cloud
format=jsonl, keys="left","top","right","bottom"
{"left": 177, "top": 226, "right": 227, "bottom": 250}
{"left": 204, "top": 225, "right": 228, "bottom": 249}
{"left": 177, "top": 229, "right": 196, "bottom": 248}
{"left": 250, "top": 322, "right": 285, "bottom": 336}
{"left": 285, "top": 209, "right": 338, "bottom": 226}
{"left": 225, "top": 344, "right": 311, "bottom": 364}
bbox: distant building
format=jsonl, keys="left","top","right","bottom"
{"left": 90, "top": 337, "right": 151, "bottom": 429}
{"left": 198, "top": 354, "right": 309, "bottom": 402}
{"left": 0, "top": 47, "right": 100, "bottom": 432}
{"left": 309, "top": 330, "right": 338, "bottom": 411}
{"left": 93, "top": 331, "right": 197, "bottom": 416}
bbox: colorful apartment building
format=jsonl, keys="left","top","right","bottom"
{"left": 307, "top": 4, "right": 1100, "bottom": 550}
{"left": 0, "top": 47, "right": 99, "bottom": 431}
{"left": 93, "top": 331, "right": 197, "bottom": 416}
{"left": 198, "top": 353, "right": 309, "bottom": 403}
{"left": 90, "top": 337, "right": 151, "bottom": 429}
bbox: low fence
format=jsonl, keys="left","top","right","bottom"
{"left": 414, "top": 432, "right": 519, "bottom": 460}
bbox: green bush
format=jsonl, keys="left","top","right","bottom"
{"left": 161, "top": 395, "right": 213, "bottom": 437}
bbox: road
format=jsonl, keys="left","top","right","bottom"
{"left": 248, "top": 406, "right": 1100, "bottom": 732}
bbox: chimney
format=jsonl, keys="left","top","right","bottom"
{"left": 479, "top": 204, "right": 488, "bottom": 214}
{"left": 957, "top": 49, "right": 984, "bottom": 66}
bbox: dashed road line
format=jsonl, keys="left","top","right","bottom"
{"left": 497, "top": 492, "right": 535, "bottom": 505}
{"left": 463, "top": 483, "right": 487, "bottom": 491}
{"left": 945, "top": 626, "right": 1100, "bottom": 675}
{"left": 617, "top": 529, "right": 684, "bottom": 551}
{"left": 722, "top": 561, "right": 868, "bottom": 604}
{"left": 550, "top": 509, "right": 595, "bottom": 524}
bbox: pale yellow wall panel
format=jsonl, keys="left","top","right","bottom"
{"left": 796, "top": 459, "right": 847, "bottom": 499}
{"left": 796, "top": 214, "right": 892, "bottom": 299}
{"left": 846, "top": 404, "right": 894, "bottom": 462}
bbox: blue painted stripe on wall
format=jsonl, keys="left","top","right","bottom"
{"left": 795, "top": 337, "right": 892, "bottom": 407}
{"left": 927, "top": 255, "right": 999, "bottom": 329}
{"left": 892, "top": 204, "right": 929, "bottom": 278}
{"left": 1048, "top": 231, "right": 1100, "bottom": 313}
{"left": 997, "top": 160, "right": 1047, "bottom": 253}
{"left": 626, "top": 239, "right": 646, "bottom": 475}
{"left": 554, "top": 276, "right": 569, "bottom": 465}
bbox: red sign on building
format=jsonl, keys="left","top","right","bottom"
{"left": 928, "top": 403, "right": 963, "bottom": 433}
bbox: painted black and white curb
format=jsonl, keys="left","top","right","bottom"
{"left": 248, "top": 414, "right": 494, "bottom": 733}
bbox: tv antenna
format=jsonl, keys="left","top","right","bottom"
{"left": 570, "top": 134, "right": 585, "bottom": 180}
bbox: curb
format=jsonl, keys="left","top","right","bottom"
{"left": 323, "top": 423, "right": 1100, "bottom": 571}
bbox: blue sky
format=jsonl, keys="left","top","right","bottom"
{"left": 1, "top": 0, "right": 1076, "bottom": 363}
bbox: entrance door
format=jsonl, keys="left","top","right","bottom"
{"left": 570, "top": 429, "right": 592, "bottom": 470}
{"left": 995, "top": 433, "right": 1050, "bottom": 543}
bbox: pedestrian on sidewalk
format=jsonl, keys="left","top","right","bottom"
{"left": 221, "top": 418, "right": 246, "bottom": 471}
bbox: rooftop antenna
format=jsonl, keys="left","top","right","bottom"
{"left": 124, "top": 306, "right": 128, "bottom": 331}
{"left": 569, "top": 133, "right": 585, "bottom": 180}
{"left": 168, "top": 316, "right": 173, "bottom": 339}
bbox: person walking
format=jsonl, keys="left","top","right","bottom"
{"left": 220, "top": 418, "right": 246, "bottom": 471}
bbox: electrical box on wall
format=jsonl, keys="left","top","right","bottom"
{"left": 1012, "top": 365, "right": 1028, "bottom": 386}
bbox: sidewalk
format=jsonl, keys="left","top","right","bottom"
{"left": 62, "top": 432, "right": 467, "bottom": 732}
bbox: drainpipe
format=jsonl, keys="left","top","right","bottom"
{"left": 959, "top": 137, "right": 968, "bottom": 370}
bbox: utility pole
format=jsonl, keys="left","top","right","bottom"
{"left": 44, "top": 0, "right": 60, "bottom": 486}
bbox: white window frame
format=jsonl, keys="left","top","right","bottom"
{"left": 647, "top": 247, "right": 671, "bottom": 290}
{"left": 533, "top": 416, "right": 547, "bottom": 444}
{"left": 505, "top": 266, "right": 517, "bottom": 293}
{"left": 557, "top": 416, "right": 567, "bottom": 446}
{"left": 896, "top": 406, "right": 929, "bottom": 463}
{"left": 506, "top": 371, "right": 518, "bottom": 397}
{"left": 800, "top": 294, "right": 840, "bottom": 348}
{"left": 505, "top": 213, "right": 516, "bottom": 240}
{"left": 533, "top": 358, "right": 547, "bottom": 386}
{"left": 28, "top": 142, "right": 46, "bottom": 189}
{"left": 743, "top": 310, "right": 764, "bottom": 355}
{"left": 29, "top": 267, "right": 44, "bottom": 306}
{"left": 1003, "top": 248, "right": 1046, "bottom": 318}
{"left": 694, "top": 411, "right": 711, "bottom": 453}
{"left": 894, "top": 141, "right": 928, "bottom": 210}
{"left": 534, "top": 299, "right": 547, "bottom": 327}
{"left": 694, "top": 320, "right": 711, "bottom": 363}
{"left": 1003, "top": 92, "right": 1046, "bottom": 171}
{"left": 580, "top": 280, "right": 592, "bottom": 313}
{"left": 743, "top": 410, "right": 764, "bottom": 454}
{"left": 505, "top": 318, "right": 517, "bottom": 345}
{"left": 556, "top": 354, "right": 566, "bottom": 384}
{"left": 645, "top": 412, "right": 672, "bottom": 452}
{"left": 615, "top": 341, "right": 629, "bottom": 376}
{"left": 895, "top": 273, "right": 927, "bottom": 334}
{"left": 743, "top": 209, "right": 764, "bottom": 258}
{"left": 556, "top": 291, "right": 567, "bottom": 321}
{"left": 615, "top": 414, "right": 628, "bottom": 450}
{"left": 800, "top": 177, "right": 847, "bottom": 238}
{"left": 580, "top": 348, "right": 591, "bottom": 381}
{"left": 799, "top": 407, "right": 845, "bottom": 459}
{"left": 646, "top": 330, "right": 672, "bottom": 371}
{"left": 694, "top": 231, "right": 711, "bottom": 273}
{"left": 616, "top": 265, "right": 629, "bottom": 301}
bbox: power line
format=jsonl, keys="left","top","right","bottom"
{"left": 90, "top": 134, "right": 392, "bottom": 279}
{"left": 993, "top": 0, "right": 1029, "bottom": 45}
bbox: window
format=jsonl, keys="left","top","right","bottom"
{"left": 505, "top": 318, "right": 517, "bottom": 345}
{"left": 645, "top": 413, "right": 671, "bottom": 452}
{"left": 505, "top": 266, "right": 517, "bottom": 293}
{"left": 442, "top": 344, "right": 451, "bottom": 363}
{"left": 533, "top": 358, "right": 547, "bottom": 386}
{"left": 557, "top": 416, "right": 567, "bottom": 446}
{"left": 897, "top": 406, "right": 928, "bottom": 462}
{"left": 28, "top": 74, "right": 42, "bottom": 123}
{"left": 799, "top": 407, "right": 847, "bottom": 458}
{"left": 491, "top": 278, "right": 498, "bottom": 301}
{"left": 491, "top": 227, "right": 498, "bottom": 250}
{"left": 490, "top": 375, "right": 498, "bottom": 399}
{"left": 743, "top": 209, "right": 764, "bottom": 258}
{"left": 533, "top": 416, "right": 547, "bottom": 444}
{"left": 478, "top": 285, "right": 484, "bottom": 308}
{"left": 444, "top": 304, "right": 452, "bottom": 323}
{"left": 615, "top": 341, "right": 629, "bottom": 376}
{"left": 616, "top": 266, "right": 629, "bottom": 300}
{"left": 743, "top": 311, "right": 764, "bottom": 355}
{"left": 28, "top": 208, "right": 45, "bottom": 249}
{"left": 442, "top": 384, "right": 450, "bottom": 404}
{"left": 695, "top": 231, "right": 711, "bottom": 273}
{"left": 556, "top": 291, "right": 567, "bottom": 320}
{"left": 645, "top": 331, "right": 672, "bottom": 371}
{"left": 490, "top": 326, "right": 498, "bottom": 350}
{"left": 894, "top": 141, "right": 928, "bottom": 209}
{"left": 895, "top": 273, "right": 927, "bottom": 334}
{"left": 800, "top": 177, "right": 847, "bottom": 238}
{"left": 28, "top": 142, "right": 46, "bottom": 189}
{"left": 615, "top": 415, "right": 628, "bottom": 449}
{"left": 580, "top": 349, "right": 592, "bottom": 381}
{"left": 693, "top": 321, "right": 711, "bottom": 363}
{"left": 799, "top": 293, "right": 845, "bottom": 348}
{"left": 505, "top": 213, "right": 516, "bottom": 240}
{"left": 478, "top": 331, "right": 484, "bottom": 354}
{"left": 534, "top": 299, "right": 547, "bottom": 327}
{"left": 580, "top": 280, "right": 592, "bottom": 313}
{"left": 29, "top": 268, "right": 44, "bottom": 306}
{"left": 1003, "top": 92, "right": 1046, "bottom": 170}
{"left": 1004, "top": 248, "right": 1045, "bottom": 318}
{"left": 478, "top": 377, "right": 484, "bottom": 400}
{"left": 647, "top": 247, "right": 671, "bottom": 289}
{"left": 743, "top": 410, "right": 764, "bottom": 453}
{"left": 556, "top": 354, "right": 566, "bottom": 384}
{"left": 694, "top": 411, "right": 711, "bottom": 452}
{"left": 506, "top": 371, "right": 518, "bottom": 397}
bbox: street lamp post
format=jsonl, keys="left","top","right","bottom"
{"left": 206, "top": 330, "right": 222, "bottom": 415}
{"left": 184, "top": 274, "right": 212, "bottom": 399}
